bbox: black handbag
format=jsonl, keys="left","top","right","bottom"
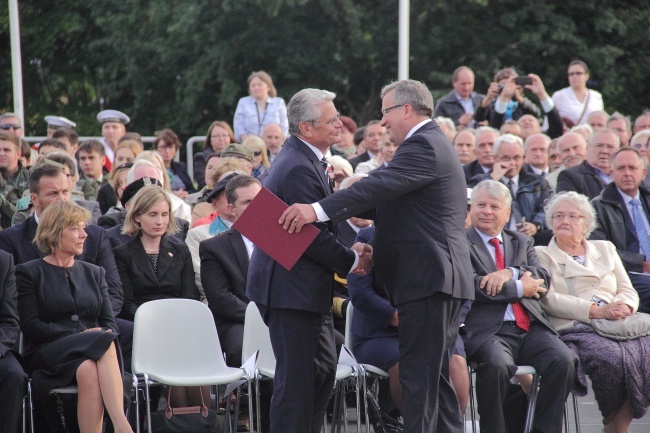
{"left": 149, "top": 387, "right": 226, "bottom": 433}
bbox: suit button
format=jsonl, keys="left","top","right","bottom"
{"left": 71, "top": 314, "right": 79, "bottom": 322}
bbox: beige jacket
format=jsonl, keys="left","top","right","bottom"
{"left": 535, "top": 238, "right": 638, "bottom": 330}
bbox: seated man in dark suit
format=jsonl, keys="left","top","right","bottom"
{"left": 348, "top": 120, "right": 385, "bottom": 170}
{"left": 0, "top": 249, "right": 27, "bottom": 433}
{"left": 463, "top": 127, "right": 499, "bottom": 182}
{"left": 462, "top": 180, "right": 575, "bottom": 433}
{"left": 200, "top": 175, "right": 261, "bottom": 367}
{"left": 557, "top": 128, "right": 620, "bottom": 200}
{"left": 590, "top": 147, "right": 650, "bottom": 313}
{"left": 468, "top": 134, "right": 554, "bottom": 245}
{"left": 0, "top": 162, "right": 134, "bottom": 369}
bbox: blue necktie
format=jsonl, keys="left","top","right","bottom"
{"left": 630, "top": 199, "right": 650, "bottom": 259}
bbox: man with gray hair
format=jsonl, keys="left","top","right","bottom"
{"left": 463, "top": 126, "right": 500, "bottom": 182}
{"left": 247, "top": 88, "right": 372, "bottom": 433}
{"left": 280, "top": 79, "right": 474, "bottom": 433}
{"left": 523, "top": 133, "right": 551, "bottom": 176}
{"left": 468, "top": 134, "right": 553, "bottom": 244}
{"left": 463, "top": 179, "right": 575, "bottom": 433}
{"left": 607, "top": 111, "right": 632, "bottom": 147}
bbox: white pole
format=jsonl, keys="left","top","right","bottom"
{"left": 398, "top": 0, "right": 410, "bottom": 80}
{"left": 9, "top": 0, "right": 25, "bottom": 124}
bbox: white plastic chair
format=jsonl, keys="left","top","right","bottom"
{"left": 241, "top": 302, "right": 359, "bottom": 433}
{"left": 132, "top": 298, "right": 247, "bottom": 433}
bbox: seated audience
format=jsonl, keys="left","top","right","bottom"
{"left": 330, "top": 117, "right": 357, "bottom": 158}
{"left": 523, "top": 133, "right": 551, "bottom": 176}
{"left": 0, "top": 132, "right": 28, "bottom": 228}
{"left": 355, "top": 136, "right": 398, "bottom": 174}
{"left": 242, "top": 136, "right": 271, "bottom": 180}
{"left": 99, "top": 162, "right": 133, "bottom": 216}
{"left": 16, "top": 201, "right": 133, "bottom": 433}
{"left": 557, "top": 128, "right": 620, "bottom": 199}
{"left": 452, "top": 129, "right": 476, "bottom": 165}
{"left": 52, "top": 127, "right": 80, "bottom": 155}
{"left": 434, "top": 66, "right": 485, "bottom": 127}
{"left": 569, "top": 123, "right": 593, "bottom": 141}
{"left": 462, "top": 180, "right": 575, "bottom": 433}
{"left": 185, "top": 153, "right": 220, "bottom": 207}
{"left": 468, "top": 134, "right": 553, "bottom": 245}
{"left": 97, "top": 140, "right": 141, "bottom": 214}
{"left": 348, "top": 121, "right": 385, "bottom": 170}
{"left": 551, "top": 60, "right": 604, "bottom": 127}
{"left": 586, "top": 110, "right": 609, "bottom": 130}
{"left": 77, "top": 140, "right": 109, "bottom": 202}
{"left": 0, "top": 249, "right": 27, "bottom": 433}
{"left": 630, "top": 130, "right": 650, "bottom": 166}
{"left": 547, "top": 138, "right": 562, "bottom": 173}
{"left": 193, "top": 120, "right": 236, "bottom": 189}
{"left": 134, "top": 151, "right": 192, "bottom": 222}
{"left": 590, "top": 148, "right": 650, "bottom": 313}
{"left": 545, "top": 132, "right": 588, "bottom": 191}
{"left": 535, "top": 191, "right": 650, "bottom": 433}
{"left": 153, "top": 129, "right": 195, "bottom": 197}
{"left": 199, "top": 175, "right": 261, "bottom": 366}
{"left": 36, "top": 138, "right": 67, "bottom": 157}
{"left": 434, "top": 116, "right": 456, "bottom": 142}
{"left": 607, "top": 112, "right": 632, "bottom": 147}
{"left": 463, "top": 126, "right": 499, "bottom": 182}
{"left": 634, "top": 111, "right": 650, "bottom": 134}
{"left": 500, "top": 119, "right": 522, "bottom": 137}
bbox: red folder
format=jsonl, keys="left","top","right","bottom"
{"left": 232, "top": 187, "right": 320, "bottom": 271}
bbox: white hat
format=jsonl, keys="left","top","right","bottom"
{"left": 97, "top": 109, "right": 130, "bottom": 125}
{"left": 44, "top": 115, "right": 76, "bottom": 129}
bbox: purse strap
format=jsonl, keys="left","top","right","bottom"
{"left": 165, "top": 387, "right": 210, "bottom": 419}
{"left": 575, "top": 91, "right": 591, "bottom": 125}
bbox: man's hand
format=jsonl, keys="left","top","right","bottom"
{"left": 351, "top": 242, "right": 373, "bottom": 276}
{"left": 280, "top": 204, "right": 317, "bottom": 233}
{"left": 520, "top": 271, "right": 547, "bottom": 299}
{"left": 525, "top": 74, "right": 550, "bottom": 101}
{"left": 642, "top": 261, "right": 650, "bottom": 273}
{"left": 518, "top": 222, "right": 538, "bottom": 237}
{"left": 481, "top": 82, "right": 500, "bottom": 107}
{"left": 458, "top": 113, "right": 474, "bottom": 127}
{"left": 498, "top": 77, "right": 517, "bottom": 102}
{"left": 490, "top": 161, "right": 513, "bottom": 180}
{"left": 389, "top": 310, "right": 399, "bottom": 327}
{"left": 480, "top": 269, "right": 513, "bottom": 296}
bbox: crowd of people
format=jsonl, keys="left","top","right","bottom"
{"left": 0, "top": 61, "right": 649, "bottom": 433}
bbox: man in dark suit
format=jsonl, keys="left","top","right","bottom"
{"left": 281, "top": 79, "right": 474, "bottom": 433}
{"left": 348, "top": 120, "right": 385, "bottom": 170}
{"left": 590, "top": 147, "right": 650, "bottom": 313}
{"left": 463, "top": 127, "right": 499, "bottom": 183}
{"left": 0, "top": 250, "right": 27, "bottom": 433}
{"left": 0, "top": 162, "right": 134, "bottom": 367}
{"left": 557, "top": 128, "right": 621, "bottom": 199}
{"left": 463, "top": 180, "right": 575, "bottom": 433}
{"left": 246, "top": 89, "right": 372, "bottom": 433}
{"left": 200, "top": 175, "right": 261, "bottom": 366}
{"left": 434, "top": 66, "right": 485, "bottom": 127}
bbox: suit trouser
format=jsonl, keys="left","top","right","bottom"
{"left": 471, "top": 322, "right": 576, "bottom": 433}
{"left": 398, "top": 292, "right": 464, "bottom": 433}
{"left": 262, "top": 306, "right": 337, "bottom": 433}
{"left": 629, "top": 273, "right": 650, "bottom": 314}
{"left": 0, "top": 351, "right": 27, "bottom": 433}
{"left": 217, "top": 322, "right": 244, "bottom": 368}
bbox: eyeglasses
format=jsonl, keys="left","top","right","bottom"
{"left": 311, "top": 113, "right": 341, "bottom": 127}
{"left": 0, "top": 124, "right": 21, "bottom": 131}
{"left": 211, "top": 134, "right": 230, "bottom": 139}
{"left": 551, "top": 212, "right": 585, "bottom": 222}
{"left": 381, "top": 104, "right": 404, "bottom": 117}
{"left": 567, "top": 72, "right": 586, "bottom": 77}
{"left": 497, "top": 155, "right": 523, "bottom": 162}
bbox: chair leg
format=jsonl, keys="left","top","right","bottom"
{"left": 354, "top": 368, "right": 362, "bottom": 433}
{"left": 28, "top": 380, "right": 35, "bottom": 433}
{"left": 133, "top": 375, "right": 141, "bottom": 433}
{"left": 523, "top": 373, "right": 540, "bottom": 433}
{"left": 468, "top": 366, "right": 477, "bottom": 433}
{"left": 572, "top": 393, "right": 581, "bottom": 433}
{"left": 254, "top": 376, "right": 262, "bottom": 433}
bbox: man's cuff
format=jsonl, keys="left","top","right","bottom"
{"left": 495, "top": 98, "right": 508, "bottom": 114}
{"left": 509, "top": 267, "right": 520, "bottom": 280}
{"left": 541, "top": 98, "right": 555, "bottom": 113}
{"left": 349, "top": 251, "right": 360, "bottom": 274}
{"left": 312, "top": 203, "right": 330, "bottom": 222}
{"left": 516, "top": 280, "right": 523, "bottom": 298}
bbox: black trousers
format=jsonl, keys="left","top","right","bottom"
{"left": 471, "top": 322, "right": 576, "bottom": 433}
{"left": 398, "top": 292, "right": 464, "bottom": 433}
{"left": 0, "top": 351, "right": 27, "bottom": 433}
{"left": 262, "top": 306, "right": 337, "bottom": 433}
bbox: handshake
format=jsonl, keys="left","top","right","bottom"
{"left": 351, "top": 242, "right": 373, "bottom": 276}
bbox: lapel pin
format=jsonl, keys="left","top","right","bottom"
{"left": 168, "top": 252, "right": 173, "bottom": 257}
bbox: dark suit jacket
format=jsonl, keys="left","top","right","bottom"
{"left": 246, "top": 136, "right": 356, "bottom": 315}
{"left": 317, "top": 120, "right": 474, "bottom": 305}
{"left": 348, "top": 151, "right": 371, "bottom": 171}
{"left": 347, "top": 227, "right": 397, "bottom": 340}
{"left": 434, "top": 91, "right": 485, "bottom": 125}
{"left": 489, "top": 105, "right": 564, "bottom": 139}
{"left": 170, "top": 161, "right": 196, "bottom": 193}
{"left": 337, "top": 221, "right": 360, "bottom": 248}
{"left": 16, "top": 259, "right": 117, "bottom": 357}
{"left": 113, "top": 236, "right": 199, "bottom": 321}
{"left": 0, "top": 251, "right": 19, "bottom": 357}
{"left": 0, "top": 216, "right": 124, "bottom": 315}
{"left": 77, "top": 200, "right": 102, "bottom": 224}
{"left": 556, "top": 160, "right": 606, "bottom": 200}
{"left": 199, "top": 228, "right": 249, "bottom": 329}
{"left": 96, "top": 182, "right": 118, "bottom": 215}
{"left": 462, "top": 227, "right": 554, "bottom": 357}
{"left": 589, "top": 183, "right": 650, "bottom": 273}
{"left": 463, "top": 160, "right": 489, "bottom": 183}
{"left": 105, "top": 224, "right": 185, "bottom": 249}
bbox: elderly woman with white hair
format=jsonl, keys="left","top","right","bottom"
{"left": 535, "top": 191, "right": 650, "bottom": 433}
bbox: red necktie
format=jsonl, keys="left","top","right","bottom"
{"left": 489, "top": 237, "right": 530, "bottom": 331}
